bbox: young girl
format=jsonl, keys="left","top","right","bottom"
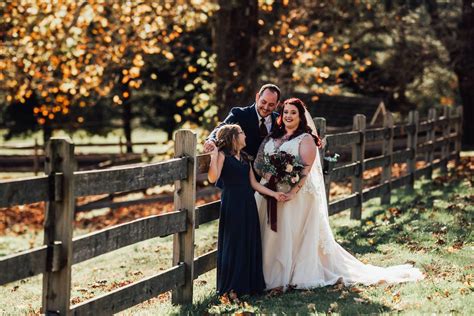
{"left": 208, "top": 124, "right": 285, "bottom": 296}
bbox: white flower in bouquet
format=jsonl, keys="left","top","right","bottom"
{"left": 285, "top": 164, "right": 294, "bottom": 173}
{"left": 291, "top": 174, "right": 299, "bottom": 184}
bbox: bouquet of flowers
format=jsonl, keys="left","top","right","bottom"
{"left": 259, "top": 150, "right": 305, "bottom": 187}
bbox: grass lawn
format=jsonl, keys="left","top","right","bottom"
{"left": 0, "top": 159, "right": 472, "bottom": 314}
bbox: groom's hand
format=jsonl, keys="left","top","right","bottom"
{"left": 204, "top": 139, "right": 216, "bottom": 153}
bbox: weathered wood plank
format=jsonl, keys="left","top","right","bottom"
{"left": 0, "top": 176, "right": 50, "bottom": 208}
{"left": 42, "top": 138, "right": 75, "bottom": 314}
{"left": 351, "top": 115, "right": 366, "bottom": 219}
{"left": 329, "top": 193, "right": 359, "bottom": 216}
{"left": 71, "top": 264, "right": 185, "bottom": 315}
{"left": 195, "top": 200, "right": 220, "bottom": 227}
{"left": 362, "top": 183, "right": 390, "bottom": 201}
{"left": 454, "top": 106, "right": 463, "bottom": 164}
{"left": 364, "top": 155, "right": 387, "bottom": 170}
{"left": 414, "top": 165, "right": 431, "bottom": 180}
{"left": 391, "top": 174, "right": 411, "bottom": 190}
{"left": 418, "top": 120, "right": 434, "bottom": 133}
{"left": 406, "top": 111, "right": 419, "bottom": 194}
{"left": 172, "top": 130, "right": 197, "bottom": 304}
{"left": 325, "top": 131, "right": 361, "bottom": 149}
{"left": 380, "top": 111, "right": 394, "bottom": 204}
{"left": 433, "top": 116, "right": 449, "bottom": 127}
{"left": 418, "top": 134, "right": 457, "bottom": 154}
{"left": 74, "top": 158, "right": 187, "bottom": 197}
{"left": 73, "top": 211, "right": 186, "bottom": 264}
{"left": 425, "top": 108, "right": 437, "bottom": 180}
{"left": 440, "top": 108, "right": 450, "bottom": 173}
{"left": 76, "top": 187, "right": 218, "bottom": 213}
{"left": 393, "top": 124, "right": 410, "bottom": 137}
{"left": 194, "top": 250, "right": 218, "bottom": 278}
{"left": 392, "top": 149, "right": 413, "bottom": 164}
{"left": 0, "top": 246, "right": 48, "bottom": 285}
{"left": 315, "top": 117, "right": 330, "bottom": 202}
{"left": 365, "top": 127, "right": 386, "bottom": 143}
{"left": 330, "top": 162, "right": 359, "bottom": 181}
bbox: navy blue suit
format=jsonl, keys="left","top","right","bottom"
{"left": 209, "top": 103, "right": 279, "bottom": 158}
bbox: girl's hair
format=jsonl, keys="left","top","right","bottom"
{"left": 270, "top": 98, "right": 321, "bottom": 147}
{"left": 216, "top": 124, "right": 251, "bottom": 160}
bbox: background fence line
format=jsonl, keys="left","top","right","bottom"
{"left": 0, "top": 106, "right": 463, "bottom": 314}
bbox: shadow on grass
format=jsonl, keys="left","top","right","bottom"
{"left": 335, "top": 173, "right": 469, "bottom": 257}
{"left": 178, "top": 286, "right": 393, "bottom": 314}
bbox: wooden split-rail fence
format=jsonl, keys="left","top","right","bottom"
{"left": 0, "top": 106, "right": 463, "bottom": 314}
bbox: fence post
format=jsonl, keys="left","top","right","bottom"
{"left": 42, "top": 138, "right": 75, "bottom": 315}
{"left": 381, "top": 112, "right": 394, "bottom": 204}
{"left": 454, "top": 106, "right": 463, "bottom": 164}
{"left": 440, "top": 107, "right": 450, "bottom": 173}
{"left": 172, "top": 130, "right": 197, "bottom": 305}
{"left": 33, "top": 138, "right": 39, "bottom": 176}
{"left": 406, "top": 110, "right": 419, "bottom": 194}
{"left": 426, "top": 108, "right": 437, "bottom": 179}
{"left": 351, "top": 114, "right": 366, "bottom": 220}
{"left": 119, "top": 136, "right": 124, "bottom": 155}
{"left": 314, "top": 117, "right": 330, "bottom": 203}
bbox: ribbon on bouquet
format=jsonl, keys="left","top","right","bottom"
{"left": 264, "top": 176, "right": 278, "bottom": 232}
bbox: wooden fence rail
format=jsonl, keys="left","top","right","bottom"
{"left": 0, "top": 106, "right": 463, "bottom": 314}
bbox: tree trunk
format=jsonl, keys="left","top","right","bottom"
{"left": 43, "top": 123, "right": 52, "bottom": 145}
{"left": 427, "top": 0, "right": 474, "bottom": 147}
{"left": 454, "top": 0, "right": 474, "bottom": 147}
{"left": 213, "top": 0, "right": 259, "bottom": 119}
{"left": 122, "top": 100, "right": 133, "bottom": 153}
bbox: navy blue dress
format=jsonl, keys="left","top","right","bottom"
{"left": 217, "top": 153, "right": 266, "bottom": 296}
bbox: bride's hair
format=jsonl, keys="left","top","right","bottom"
{"left": 216, "top": 124, "right": 251, "bottom": 160}
{"left": 270, "top": 98, "right": 321, "bottom": 147}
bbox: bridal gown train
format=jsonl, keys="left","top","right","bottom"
{"left": 255, "top": 133, "right": 424, "bottom": 290}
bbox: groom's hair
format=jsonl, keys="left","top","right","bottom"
{"left": 258, "top": 84, "right": 281, "bottom": 101}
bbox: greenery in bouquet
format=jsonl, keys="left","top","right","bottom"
{"left": 259, "top": 150, "right": 305, "bottom": 186}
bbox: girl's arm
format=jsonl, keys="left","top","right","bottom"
{"left": 249, "top": 166, "right": 285, "bottom": 201}
{"left": 208, "top": 149, "right": 225, "bottom": 183}
{"left": 284, "top": 135, "right": 317, "bottom": 200}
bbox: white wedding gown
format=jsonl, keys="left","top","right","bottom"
{"left": 255, "top": 133, "right": 424, "bottom": 290}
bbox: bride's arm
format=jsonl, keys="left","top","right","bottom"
{"left": 253, "top": 137, "right": 270, "bottom": 178}
{"left": 249, "top": 167, "right": 285, "bottom": 201}
{"left": 284, "top": 135, "right": 317, "bottom": 200}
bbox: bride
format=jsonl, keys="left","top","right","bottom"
{"left": 254, "top": 98, "right": 424, "bottom": 291}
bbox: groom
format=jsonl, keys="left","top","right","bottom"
{"left": 204, "top": 83, "right": 281, "bottom": 158}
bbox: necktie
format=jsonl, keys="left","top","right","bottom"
{"left": 259, "top": 117, "right": 268, "bottom": 137}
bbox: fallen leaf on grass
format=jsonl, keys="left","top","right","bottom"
{"left": 391, "top": 291, "right": 401, "bottom": 303}
{"left": 459, "top": 288, "right": 470, "bottom": 295}
{"left": 328, "top": 302, "right": 338, "bottom": 313}
{"left": 353, "top": 297, "right": 368, "bottom": 304}
{"left": 350, "top": 287, "right": 364, "bottom": 293}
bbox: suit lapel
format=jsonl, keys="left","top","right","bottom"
{"left": 270, "top": 112, "right": 279, "bottom": 131}
{"left": 249, "top": 103, "right": 259, "bottom": 128}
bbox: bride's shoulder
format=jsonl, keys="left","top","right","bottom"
{"left": 296, "top": 132, "right": 312, "bottom": 142}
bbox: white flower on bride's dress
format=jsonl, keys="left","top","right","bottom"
{"left": 285, "top": 164, "right": 294, "bottom": 173}
{"left": 291, "top": 174, "right": 299, "bottom": 183}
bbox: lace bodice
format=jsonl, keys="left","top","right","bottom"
{"left": 257, "top": 133, "right": 320, "bottom": 194}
